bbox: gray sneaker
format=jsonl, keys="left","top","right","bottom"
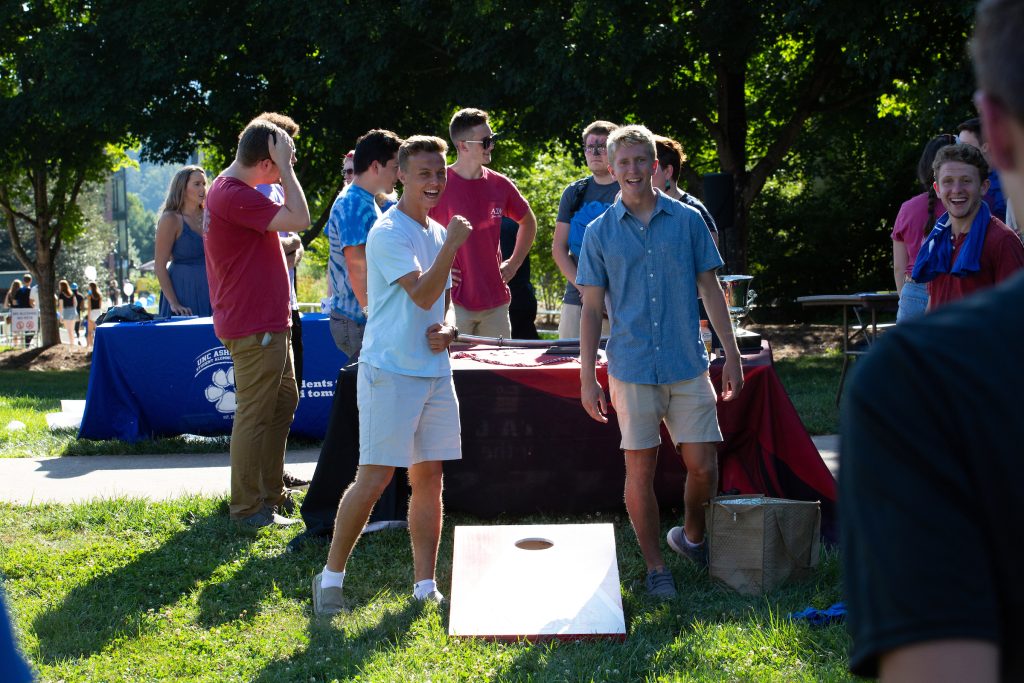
{"left": 666, "top": 526, "right": 708, "bottom": 567}
{"left": 312, "top": 572, "right": 348, "bottom": 616}
{"left": 645, "top": 568, "right": 677, "bottom": 600}
{"left": 237, "top": 505, "right": 300, "bottom": 529}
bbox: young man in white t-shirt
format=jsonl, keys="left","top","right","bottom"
{"left": 313, "top": 136, "right": 473, "bottom": 615}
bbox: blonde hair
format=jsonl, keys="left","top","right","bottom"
{"left": 607, "top": 125, "right": 656, "bottom": 164}
{"left": 399, "top": 136, "right": 449, "bottom": 171}
{"left": 160, "top": 165, "right": 206, "bottom": 214}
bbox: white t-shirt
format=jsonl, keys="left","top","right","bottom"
{"left": 29, "top": 285, "right": 38, "bottom": 308}
{"left": 360, "top": 206, "right": 451, "bottom": 377}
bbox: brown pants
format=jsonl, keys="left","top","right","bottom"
{"left": 222, "top": 330, "right": 299, "bottom": 519}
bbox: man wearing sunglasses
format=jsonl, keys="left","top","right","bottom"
{"left": 428, "top": 108, "right": 537, "bottom": 338}
{"left": 552, "top": 120, "right": 620, "bottom": 339}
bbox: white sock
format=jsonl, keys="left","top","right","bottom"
{"left": 683, "top": 530, "right": 705, "bottom": 547}
{"left": 413, "top": 579, "right": 437, "bottom": 599}
{"left": 321, "top": 566, "right": 345, "bottom": 589}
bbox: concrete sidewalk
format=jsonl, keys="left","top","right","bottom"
{"left": 0, "top": 436, "right": 839, "bottom": 505}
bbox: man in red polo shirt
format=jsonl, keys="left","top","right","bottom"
{"left": 428, "top": 108, "right": 536, "bottom": 338}
{"left": 204, "top": 118, "right": 311, "bottom": 527}
{"left": 912, "top": 142, "right": 1024, "bottom": 309}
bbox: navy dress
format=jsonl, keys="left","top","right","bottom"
{"left": 158, "top": 219, "right": 212, "bottom": 317}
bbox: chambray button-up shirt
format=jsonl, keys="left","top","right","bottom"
{"left": 576, "top": 193, "right": 723, "bottom": 385}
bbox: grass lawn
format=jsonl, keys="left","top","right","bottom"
{"left": 773, "top": 353, "right": 843, "bottom": 436}
{"left": 1, "top": 497, "right": 854, "bottom": 682}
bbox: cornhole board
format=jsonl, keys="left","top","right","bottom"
{"left": 448, "top": 523, "right": 626, "bottom": 641}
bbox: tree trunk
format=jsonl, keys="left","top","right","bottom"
{"left": 34, "top": 219, "right": 61, "bottom": 347}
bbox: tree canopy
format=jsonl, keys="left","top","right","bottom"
{"left": 1, "top": 0, "right": 980, "bottom": 345}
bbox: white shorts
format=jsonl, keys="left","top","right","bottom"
{"left": 357, "top": 363, "right": 462, "bottom": 468}
{"left": 609, "top": 373, "right": 722, "bottom": 451}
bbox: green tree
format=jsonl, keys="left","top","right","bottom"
{"left": 0, "top": 1, "right": 140, "bottom": 346}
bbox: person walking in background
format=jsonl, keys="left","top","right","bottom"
{"left": 891, "top": 134, "right": 955, "bottom": 321}
{"left": 552, "top": 120, "right": 620, "bottom": 339}
{"left": 71, "top": 283, "right": 84, "bottom": 345}
{"left": 155, "top": 165, "right": 211, "bottom": 317}
{"left": 85, "top": 282, "right": 102, "bottom": 350}
{"left": 429, "top": 108, "right": 536, "bottom": 338}
{"left": 4, "top": 279, "right": 22, "bottom": 347}
{"left": 57, "top": 279, "right": 78, "bottom": 352}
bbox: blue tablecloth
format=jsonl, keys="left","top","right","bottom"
{"left": 79, "top": 314, "right": 347, "bottom": 442}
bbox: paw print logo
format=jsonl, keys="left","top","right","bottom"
{"left": 204, "top": 367, "right": 236, "bottom": 414}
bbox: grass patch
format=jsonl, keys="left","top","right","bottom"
{"left": 1, "top": 497, "right": 855, "bottom": 682}
{"left": 774, "top": 353, "right": 842, "bottom": 435}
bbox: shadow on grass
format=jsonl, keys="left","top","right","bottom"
{"left": 30, "top": 506, "right": 263, "bottom": 663}
{"left": 250, "top": 600, "right": 421, "bottom": 682}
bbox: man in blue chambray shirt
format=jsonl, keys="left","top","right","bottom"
{"left": 325, "top": 129, "right": 402, "bottom": 361}
{"left": 577, "top": 124, "right": 743, "bottom": 600}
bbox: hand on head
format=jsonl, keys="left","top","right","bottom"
{"left": 268, "top": 131, "right": 295, "bottom": 168}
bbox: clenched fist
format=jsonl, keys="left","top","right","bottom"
{"left": 446, "top": 215, "right": 473, "bottom": 248}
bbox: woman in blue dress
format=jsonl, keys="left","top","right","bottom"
{"left": 155, "top": 165, "right": 211, "bottom": 316}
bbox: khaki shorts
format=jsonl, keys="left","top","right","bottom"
{"left": 451, "top": 302, "right": 511, "bottom": 338}
{"left": 357, "top": 364, "right": 462, "bottom": 468}
{"left": 609, "top": 373, "right": 722, "bottom": 451}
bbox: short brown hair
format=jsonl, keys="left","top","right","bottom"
{"left": 653, "top": 135, "right": 688, "bottom": 182}
{"left": 449, "top": 108, "right": 489, "bottom": 142}
{"left": 399, "top": 136, "right": 448, "bottom": 171}
{"left": 932, "top": 143, "right": 990, "bottom": 182}
{"left": 251, "top": 112, "right": 300, "bottom": 137}
{"left": 236, "top": 119, "right": 284, "bottom": 167}
{"left": 607, "top": 124, "right": 656, "bottom": 164}
{"left": 973, "top": 0, "right": 1024, "bottom": 123}
{"left": 582, "top": 120, "right": 618, "bottom": 142}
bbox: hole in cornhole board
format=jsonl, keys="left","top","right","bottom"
{"left": 449, "top": 524, "right": 626, "bottom": 641}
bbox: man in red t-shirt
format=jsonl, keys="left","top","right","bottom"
{"left": 428, "top": 108, "right": 536, "bottom": 337}
{"left": 917, "top": 143, "right": 1024, "bottom": 310}
{"left": 204, "top": 118, "right": 311, "bottom": 527}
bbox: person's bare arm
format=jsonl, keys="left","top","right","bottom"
{"left": 344, "top": 244, "right": 368, "bottom": 309}
{"left": 154, "top": 212, "right": 191, "bottom": 315}
{"left": 879, "top": 640, "right": 998, "bottom": 683}
{"left": 500, "top": 208, "right": 538, "bottom": 283}
{"left": 552, "top": 220, "right": 582, "bottom": 297}
{"left": 267, "top": 133, "right": 311, "bottom": 233}
{"left": 426, "top": 291, "right": 457, "bottom": 353}
{"left": 579, "top": 284, "right": 608, "bottom": 423}
{"left": 395, "top": 216, "right": 472, "bottom": 310}
{"left": 697, "top": 269, "right": 743, "bottom": 400}
{"left": 893, "top": 240, "right": 908, "bottom": 295}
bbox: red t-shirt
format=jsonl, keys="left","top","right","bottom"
{"left": 928, "top": 216, "right": 1024, "bottom": 309}
{"left": 428, "top": 166, "right": 529, "bottom": 311}
{"left": 203, "top": 176, "right": 291, "bottom": 339}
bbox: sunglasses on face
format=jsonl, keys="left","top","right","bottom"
{"left": 343, "top": 168, "right": 355, "bottom": 176}
{"left": 584, "top": 145, "right": 607, "bottom": 155}
{"left": 464, "top": 134, "right": 499, "bottom": 149}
